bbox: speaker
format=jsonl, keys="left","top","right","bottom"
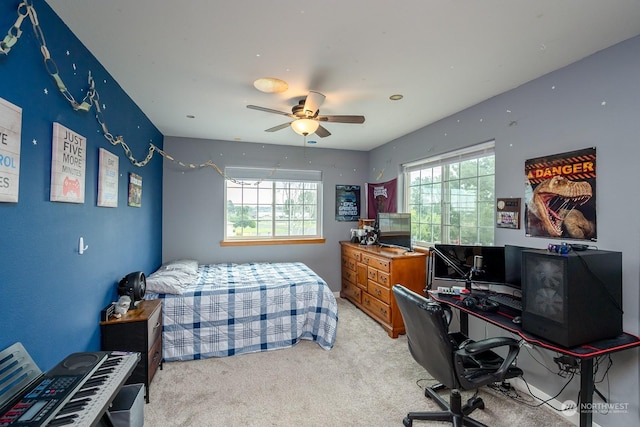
{"left": 521, "top": 249, "right": 622, "bottom": 347}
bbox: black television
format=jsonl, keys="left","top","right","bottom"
{"left": 432, "top": 244, "right": 505, "bottom": 285}
{"left": 376, "top": 212, "right": 412, "bottom": 250}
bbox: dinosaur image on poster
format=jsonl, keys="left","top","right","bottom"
{"left": 524, "top": 147, "right": 597, "bottom": 241}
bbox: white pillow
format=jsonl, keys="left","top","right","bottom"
{"left": 146, "top": 269, "right": 194, "bottom": 295}
{"left": 160, "top": 259, "right": 198, "bottom": 275}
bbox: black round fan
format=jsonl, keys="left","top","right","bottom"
{"left": 117, "top": 271, "right": 146, "bottom": 310}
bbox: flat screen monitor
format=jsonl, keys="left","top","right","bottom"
{"left": 376, "top": 212, "right": 412, "bottom": 250}
{"left": 504, "top": 245, "right": 528, "bottom": 290}
{"left": 433, "top": 244, "right": 505, "bottom": 285}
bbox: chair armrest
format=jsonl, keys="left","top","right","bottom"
{"left": 457, "top": 337, "right": 520, "bottom": 379}
{"left": 462, "top": 337, "right": 519, "bottom": 355}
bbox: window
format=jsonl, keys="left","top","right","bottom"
{"left": 404, "top": 141, "right": 495, "bottom": 247}
{"left": 224, "top": 167, "right": 323, "bottom": 242}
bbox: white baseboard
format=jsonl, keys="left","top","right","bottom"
{"left": 510, "top": 377, "right": 601, "bottom": 427}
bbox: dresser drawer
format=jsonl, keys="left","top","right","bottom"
{"left": 342, "top": 255, "right": 357, "bottom": 272}
{"left": 342, "top": 246, "right": 361, "bottom": 262}
{"left": 362, "top": 294, "right": 391, "bottom": 324}
{"left": 147, "top": 337, "right": 163, "bottom": 382}
{"left": 342, "top": 267, "right": 356, "bottom": 284}
{"left": 147, "top": 306, "right": 162, "bottom": 351}
{"left": 362, "top": 255, "right": 390, "bottom": 272}
{"left": 376, "top": 271, "right": 390, "bottom": 287}
{"left": 368, "top": 281, "right": 391, "bottom": 304}
{"left": 342, "top": 280, "right": 362, "bottom": 304}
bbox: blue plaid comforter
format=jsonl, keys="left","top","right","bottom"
{"left": 145, "top": 262, "right": 338, "bottom": 361}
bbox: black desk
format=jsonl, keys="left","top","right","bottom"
{"left": 429, "top": 291, "right": 640, "bottom": 427}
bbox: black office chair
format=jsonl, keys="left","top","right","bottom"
{"left": 393, "top": 285, "right": 523, "bottom": 427}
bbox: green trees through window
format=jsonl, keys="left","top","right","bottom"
{"left": 405, "top": 142, "right": 495, "bottom": 247}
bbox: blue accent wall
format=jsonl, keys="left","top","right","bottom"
{"left": 0, "top": 1, "right": 163, "bottom": 370}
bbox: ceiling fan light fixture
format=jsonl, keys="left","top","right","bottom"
{"left": 253, "top": 77, "right": 289, "bottom": 93}
{"left": 291, "top": 118, "right": 319, "bottom": 136}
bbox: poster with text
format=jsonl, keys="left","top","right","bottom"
{"left": 367, "top": 178, "right": 397, "bottom": 219}
{"left": 335, "top": 185, "right": 360, "bottom": 221}
{"left": 0, "top": 98, "right": 21, "bottom": 203}
{"left": 97, "top": 148, "right": 119, "bottom": 207}
{"left": 128, "top": 172, "right": 142, "bottom": 207}
{"left": 50, "top": 122, "right": 86, "bottom": 203}
{"left": 525, "top": 147, "right": 597, "bottom": 241}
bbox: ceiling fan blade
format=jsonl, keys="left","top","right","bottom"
{"left": 315, "top": 125, "right": 331, "bottom": 138}
{"left": 303, "top": 91, "right": 326, "bottom": 116}
{"left": 265, "top": 122, "right": 292, "bottom": 132}
{"left": 247, "top": 105, "right": 294, "bottom": 117}
{"left": 318, "top": 115, "right": 365, "bottom": 124}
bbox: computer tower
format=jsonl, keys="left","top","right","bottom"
{"left": 521, "top": 249, "right": 622, "bottom": 348}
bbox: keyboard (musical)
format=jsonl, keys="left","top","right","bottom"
{"left": 487, "top": 293, "right": 523, "bottom": 312}
{"left": 0, "top": 347, "right": 139, "bottom": 427}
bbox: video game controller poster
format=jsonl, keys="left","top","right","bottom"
{"left": 50, "top": 122, "right": 86, "bottom": 203}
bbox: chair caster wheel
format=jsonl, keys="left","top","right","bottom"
{"left": 468, "top": 396, "right": 485, "bottom": 410}
{"left": 403, "top": 417, "right": 412, "bottom": 427}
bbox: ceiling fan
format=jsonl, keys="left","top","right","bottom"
{"left": 246, "top": 91, "right": 365, "bottom": 138}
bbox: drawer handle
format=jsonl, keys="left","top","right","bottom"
{"left": 374, "top": 289, "right": 381, "bottom": 296}
{"left": 152, "top": 351, "right": 161, "bottom": 364}
{"left": 153, "top": 322, "right": 160, "bottom": 331}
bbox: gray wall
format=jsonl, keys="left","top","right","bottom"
{"left": 163, "top": 36, "right": 640, "bottom": 426}
{"left": 369, "top": 35, "right": 640, "bottom": 426}
{"left": 162, "top": 137, "right": 368, "bottom": 291}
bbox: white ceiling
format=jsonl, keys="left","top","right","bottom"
{"left": 46, "top": 0, "right": 640, "bottom": 151}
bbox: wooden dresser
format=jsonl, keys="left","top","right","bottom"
{"left": 100, "top": 299, "right": 163, "bottom": 403}
{"left": 340, "top": 241, "right": 427, "bottom": 338}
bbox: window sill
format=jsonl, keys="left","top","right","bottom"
{"left": 220, "top": 238, "right": 326, "bottom": 247}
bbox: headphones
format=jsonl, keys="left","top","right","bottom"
{"left": 462, "top": 296, "right": 500, "bottom": 313}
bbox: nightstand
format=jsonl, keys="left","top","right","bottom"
{"left": 100, "top": 299, "right": 163, "bottom": 403}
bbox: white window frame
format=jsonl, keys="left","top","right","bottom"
{"left": 403, "top": 140, "right": 496, "bottom": 248}
{"left": 223, "top": 167, "right": 324, "bottom": 245}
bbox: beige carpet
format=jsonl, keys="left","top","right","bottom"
{"left": 143, "top": 297, "right": 573, "bottom": 426}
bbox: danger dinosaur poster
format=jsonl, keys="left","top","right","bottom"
{"left": 524, "top": 147, "right": 596, "bottom": 241}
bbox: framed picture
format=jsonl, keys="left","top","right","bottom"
{"left": 335, "top": 185, "right": 360, "bottom": 221}
{"left": 0, "top": 97, "right": 21, "bottom": 203}
{"left": 97, "top": 148, "right": 119, "bottom": 207}
{"left": 50, "top": 122, "right": 86, "bottom": 203}
{"left": 524, "top": 147, "right": 596, "bottom": 240}
{"left": 128, "top": 172, "right": 142, "bottom": 207}
{"left": 496, "top": 198, "right": 521, "bottom": 229}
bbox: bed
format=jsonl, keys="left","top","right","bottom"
{"left": 143, "top": 260, "right": 338, "bottom": 362}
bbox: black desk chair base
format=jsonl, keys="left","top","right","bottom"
{"left": 403, "top": 387, "right": 487, "bottom": 427}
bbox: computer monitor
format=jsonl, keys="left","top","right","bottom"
{"left": 376, "top": 212, "right": 412, "bottom": 250}
{"left": 503, "top": 244, "right": 528, "bottom": 294}
{"left": 432, "top": 244, "right": 505, "bottom": 285}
